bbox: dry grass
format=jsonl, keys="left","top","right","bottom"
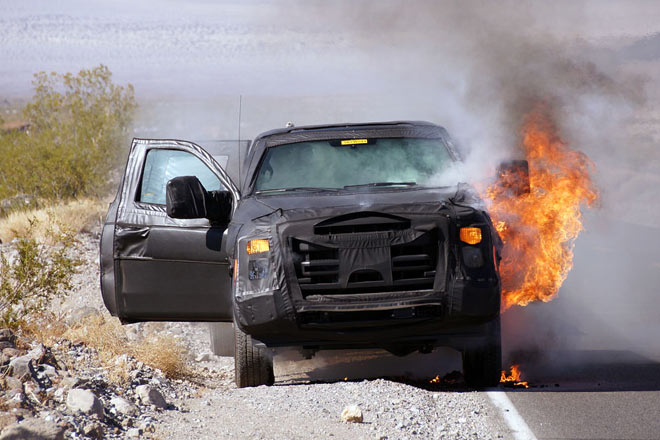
{"left": 0, "top": 197, "right": 108, "bottom": 243}
{"left": 65, "top": 315, "right": 189, "bottom": 381}
{"left": 24, "top": 313, "right": 189, "bottom": 382}
{"left": 20, "top": 312, "right": 70, "bottom": 347}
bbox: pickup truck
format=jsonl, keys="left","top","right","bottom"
{"left": 100, "top": 121, "right": 517, "bottom": 388}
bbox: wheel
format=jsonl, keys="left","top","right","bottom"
{"left": 209, "top": 322, "right": 235, "bottom": 356}
{"left": 234, "top": 325, "right": 274, "bottom": 388}
{"left": 462, "top": 316, "right": 502, "bottom": 388}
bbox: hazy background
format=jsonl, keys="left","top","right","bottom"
{"left": 2, "top": 0, "right": 659, "bottom": 373}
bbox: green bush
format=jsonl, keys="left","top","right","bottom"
{"left": 0, "top": 219, "right": 81, "bottom": 329}
{"left": 0, "top": 65, "right": 136, "bottom": 206}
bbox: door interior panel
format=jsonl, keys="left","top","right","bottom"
{"left": 143, "top": 227, "right": 224, "bottom": 261}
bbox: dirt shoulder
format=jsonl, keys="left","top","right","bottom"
{"left": 1, "top": 234, "right": 511, "bottom": 439}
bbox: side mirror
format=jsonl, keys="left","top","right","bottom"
{"left": 166, "top": 176, "right": 232, "bottom": 223}
{"left": 496, "top": 160, "right": 530, "bottom": 196}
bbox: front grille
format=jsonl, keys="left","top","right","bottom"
{"left": 314, "top": 212, "right": 410, "bottom": 235}
{"left": 292, "top": 230, "right": 439, "bottom": 298}
{"left": 293, "top": 241, "right": 339, "bottom": 286}
{"left": 391, "top": 233, "right": 437, "bottom": 288}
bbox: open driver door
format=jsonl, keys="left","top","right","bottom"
{"left": 100, "top": 139, "right": 239, "bottom": 323}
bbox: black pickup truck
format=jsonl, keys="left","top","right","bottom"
{"left": 100, "top": 121, "right": 512, "bottom": 387}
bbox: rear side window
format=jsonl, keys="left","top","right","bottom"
{"left": 139, "top": 149, "right": 222, "bottom": 205}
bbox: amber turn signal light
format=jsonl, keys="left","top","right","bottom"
{"left": 246, "top": 239, "right": 270, "bottom": 254}
{"left": 460, "top": 227, "right": 482, "bottom": 245}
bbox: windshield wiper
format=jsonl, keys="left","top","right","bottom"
{"left": 255, "top": 187, "right": 339, "bottom": 195}
{"left": 343, "top": 181, "right": 417, "bottom": 189}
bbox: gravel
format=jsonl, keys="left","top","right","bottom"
{"left": 1, "top": 233, "right": 512, "bottom": 439}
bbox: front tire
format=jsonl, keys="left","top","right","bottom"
{"left": 462, "top": 316, "right": 502, "bottom": 388}
{"left": 234, "top": 325, "right": 274, "bottom": 388}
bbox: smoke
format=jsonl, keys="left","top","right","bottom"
{"left": 5, "top": 0, "right": 658, "bottom": 378}
{"left": 259, "top": 1, "right": 659, "bottom": 376}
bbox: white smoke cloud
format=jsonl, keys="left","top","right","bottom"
{"left": 3, "top": 0, "right": 659, "bottom": 376}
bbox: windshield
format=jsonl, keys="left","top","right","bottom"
{"left": 254, "top": 137, "right": 456, "bottom": 192}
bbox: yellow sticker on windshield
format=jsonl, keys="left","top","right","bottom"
{"left": 340, "top": 139, "right": 368, "bottom": 146}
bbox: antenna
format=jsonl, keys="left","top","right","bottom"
{"left": 237, "top": 94, "right": 242, "bottom": 187}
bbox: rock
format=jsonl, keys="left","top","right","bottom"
{"left": 0, "top": 414, "right": 19, "bottom": 432}
{"left": 1, "top": 353, "right": 9, "bottom": 366}
{"left": 58, "top": 376, "right": 81, "bottom": 389}
{"left": 135, "top": 385, "right": 167, "bottom": 409}
{"left": 52, "top": 388, "right": 66, "bottom": 402}
{"left": 126, "top": 428, "right": 142, "bottom": 438}
{"left": 83, "top": 422, "right": 103, "bottom": 439}
{"left": 5, "top": 392, "right": 25, "bottom": 409}
{"left": 124, "top": 326, "right": 139, "bottom": 342}
{"left": 23, "top": 381, "right": 41, "bottom": 400}
{"left": 195, "top": 353, "right": 212, "bottom": 362}
{"left": 8, "top": 356, "right": 35, "bottom": 381}
{"left": 27, "top": 345, "right": 57, "bottom": 367}
{"left": 0, "top": 417, "right": 65, "bottom": 440}
{"left": 2, "top": 348, "right": 21, "bottom": 358}
{"left": 138, "top": 421, "right": 155, "bottom": 433}
{"left": 110, "top": 397, "right": 138, "bottom": 416}
{"left": 340, "top": 405, "right": 364, "bottom": 423}
{"left": 66, "top": 388, "right": 104, "bottom": 418}
{"left": 0, "top": 329, "right": 15, "bottom": 343}
{"left": 39, "top": 365, "right": 58, "bottom": 379}
{"left": 26, "top": 345, "right": 45, "bottom": 362}
{"left": 67, "top": 306, "right": 101, "bottom": 326}
{"left": 3, "top": 376, "right": 23, "bottom": 395}
{"left": 0, "top": 341, "right": 14, "bottom": 351}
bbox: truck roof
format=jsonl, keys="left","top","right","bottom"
{"left": 254, "top": 120, "right": 441, "bottom": 140}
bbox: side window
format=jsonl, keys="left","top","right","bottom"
{"left": 139, "top": 149, "right": 222, "bottom": 205}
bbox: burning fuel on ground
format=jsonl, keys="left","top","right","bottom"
{"left": 500, "top": 364, "right": 529, "bottom": 389}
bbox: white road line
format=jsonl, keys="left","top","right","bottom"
{"left": 486, "top": 391, "right": 538, "bottom": 440}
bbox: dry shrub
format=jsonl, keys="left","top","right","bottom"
{"left": 64, "top": 314, "right": 188, "bottom": 381}
{"left": 132, "top": 334, "right": 188, "bottom": 379}
{"left": 0, "top": 198, "right": 107, "bottom": 243}
{"left": 0, "top": 222, "right": 81, "bottom": 328}
{"left": 0, "top": 65, "right": 135, "bottom": 203}
{"left": 65, "top": 314, "right": 126, "bottom": 357}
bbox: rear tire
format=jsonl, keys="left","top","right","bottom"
{"left": 234, "top": 325, "right": 274, "bottom": 388}
{"left": 209, "top": 322, "right": 235, "bottom": 356}
{"left": 462, "top": 316, "right": 502, "bottom": 388}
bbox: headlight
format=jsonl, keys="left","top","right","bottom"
{"left": 235, "top": 234, "right": 278, "bottom": 299}
{"left": 248, "top": 258, "right": 269, "bottom": 280}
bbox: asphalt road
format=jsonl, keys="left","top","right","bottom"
{"left": 274, "top": 216, "right": 660, "bottom": 439}
{"left": 495, "top": 217, "right": 660, "bottom": 440}
{"left": 499, "top": 349, "right": 660, "bottom": 440}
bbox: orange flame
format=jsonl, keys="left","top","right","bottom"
{"left": 500, "top": 364, "right": 529, "bottom": 388}
{"left": 486, "top": 106, "right": 599, "bottom": 310}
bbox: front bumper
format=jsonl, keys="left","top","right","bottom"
{"left": 234, "top": 278, "right": 499, "bottom": 350}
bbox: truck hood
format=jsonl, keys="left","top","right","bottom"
{"left": 227, "top": 184, "right": 485, "bottom": 255}
{"left": 243, "top": 184, "right": 479, "bottom": 217}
